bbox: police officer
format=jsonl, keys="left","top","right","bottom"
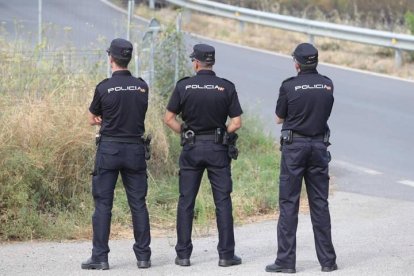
{"left": 82, "top": 38, "right": 151, "bottom": 270}
{"left": 164, "top": 44, "right": 243, "bottom": 267}
{"left": 266, "top": 43, "right": 337, "bottom": 273}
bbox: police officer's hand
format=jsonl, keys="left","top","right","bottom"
{"left": 93, "top": 116, "right": 102, "bottom": 125}
{"left": 88, "top": 111, "right": 102, "bottom": 126}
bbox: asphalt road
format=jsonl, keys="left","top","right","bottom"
{"left": 1, "top": 0, "right": 414, "bottom": 275}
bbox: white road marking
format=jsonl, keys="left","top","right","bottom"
{"left": 332, "top": 160, "right": 383, "bottom": 175}
{"left": 398, "top": 180, "right": 414, "bottom": 188}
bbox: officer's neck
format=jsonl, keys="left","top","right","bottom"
{"left": 195, "top": 64, "right": 213, "bottom": 72}
{"left": 111, "top": 63, "right": 128, "bottom": 73}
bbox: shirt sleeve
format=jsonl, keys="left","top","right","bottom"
{"left": 228, "top": 87, "right": 243, "bottom": 118}
{"left": 89, "top": 87, "right": 102, "bottom": 116}
{"left": 166, "top": 85, "right": 182, "bottom": 114}
{"left": 275, "top": 84, "right": 288, "bottom": 118}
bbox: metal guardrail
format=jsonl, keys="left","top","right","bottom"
{"left": 164, "top": 0, "right": 414, "bottom": 67}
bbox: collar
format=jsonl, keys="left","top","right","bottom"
{"left": 298, "top": 68, "right": 318, "bottom": 75}
{"left": 196, "top": 70, "right": 216, "bottom": 76}
{"left": 112, "top": 70, "right": 132, "bottom": 76}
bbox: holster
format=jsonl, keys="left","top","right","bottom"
{"left": 180, "top": 123, "right": 195, "bottom": 146}
{"left": 323, "top": 129, "right": 331, "bottom": 146}
{"left": 280, "top": 130, "right": 293, "bottom": 146}
{"left": 143, "top": 134, "right": 152, "bottom": 160}
{"left": 223, "top": 132, "right": 239, "bottom": 160}
{"left": 91, "top": 134, "right": 101, "bottom": 176}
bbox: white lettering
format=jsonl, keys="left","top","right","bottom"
{"left": 107, "top": 86, "right": 146, "bottom": 93}
{"left": 185, "top": 84, "right": 225, "bottom": 91}
{"left": 295, "top": 84, "right": 332, "bottom": 91}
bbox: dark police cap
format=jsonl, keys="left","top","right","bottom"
{"left": 107, "top": 38, "right": 133, "bottom": 59}
{"left": 292, "top": 43, "right": 318, "bottom": 65}
{"left": 190, "top": 44, "right": 215, "bottom": 63}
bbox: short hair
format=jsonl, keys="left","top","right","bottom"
{"left": 112, "top": 56, "right": 131, "bottom": 68}
{"left": 298, "top": 61, "right": 317, "bottom": 71}
{"left": 198, "top": 60, "right": 214, "bottom": 68}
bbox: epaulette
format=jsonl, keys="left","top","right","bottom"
{"left": 220, "top": 78, "right": 235, "bottom": 86}
{"left": 96, "top": 78, "right": 109, "bottom": 87}
{"left": 177, "top": 76, "right": 190, "bottom": 83}
{"left": 138, "top": 77, "right": 148, "bottom": 85}
{"left": 281, "top": 76, "right": 295, "bottom": 84}
{"left": 321, "top": 75, "right": 332, "bottom": 81}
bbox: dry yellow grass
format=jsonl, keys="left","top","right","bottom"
{"left": 136, "top": 5, "right": 414, "bottom": 80}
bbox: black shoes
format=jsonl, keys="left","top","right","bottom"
{"left": 175, "top": 257, "right": 191, "bottom": 266}
{"left": 322, "top": 264, "right": 338, "bottom": 272}
{"left": 137, "top": 260, "right": 151, "bottom": 269}
{"left": 218, "top": 255, "right": 242, "bottom": 267}
{"left": 81, "top": 258, "right": 109, "bottom": 270}
{"left": 265, "top": 263, "right": 296, "bottom": 273}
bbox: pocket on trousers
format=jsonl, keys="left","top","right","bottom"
{"left": 282, "top": 144, "right": 306, "bottom": 166}
{"left": 278, "top": 174, "right": 290, "bottom": 200}
{"left": 98, "top": 146, "right": 120, "bottom": 170}
{"left": 124, "top": 145, "right": 146, "bottom": 171}
{"left": 209, "top": 144, "right": 229, "bottom": 167}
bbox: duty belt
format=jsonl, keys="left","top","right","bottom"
{"left": 100, "top": 135, "right": 144, "bottom": 144}
{"left": 292, "top": 132, "right": 324, "bottom": 139}
{"left": 194, "top": 134, "right": 216, "bottom": 141}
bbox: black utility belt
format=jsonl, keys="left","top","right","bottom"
{"left": 292, "top": 132, "right": 324, "bottom": 139}
{"left": 193, "top": 134, "right": 217, "bottom": 141}
{"left": 181, "top": 129, "right": 223, "bottom": 145}
{"left": 280, "top": 130, "right": 330, "bottom": 145}
{"left": 99, "top": 136, "right": 144, "bottom": 144}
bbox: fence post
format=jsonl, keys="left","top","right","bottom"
{"left": 127, "top": 0, "right": 134, "bottom": 40}
{"left": 107, "top": 55, "right": 111, "bottom": 78}
{"left": 308, "top": 34, "right": 315, "bottom": 45}
{"left": 146, "top": 18, "right": 161, "bottom": 88}
{"left": 394, "top": 48, "right": 403, "bottom": 68}
{"left": 149, "top": 0, "right": 155, "bottom": 10}
{"left": 134, "top": 42, "right": 139, "bottom": 77}
{"left": 175, "top": 13, "right": 182, "bottom": 84}
{"left": 38, "top": 0, "right": 42, "bottom": 45}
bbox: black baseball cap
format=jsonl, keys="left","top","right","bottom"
{"left": 107, "top": 38, "right": 133, "bottom": 60}
{"left": 190, "top": 44, "right": 215, "bottom": 64}
{"left": 292, "top": 43, "right": 318, "bottom": 65}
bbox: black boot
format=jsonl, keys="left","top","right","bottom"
{"left": 81, "top": 258, "right": 109, "bottom": 270}
{"left": 218, "top": 255, "right": 242, "bottom": 267}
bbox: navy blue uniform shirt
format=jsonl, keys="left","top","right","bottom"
{"left": 276, "top": 69, "right": 334, "bottom": 136}
{"left": 89, "top": 70, "right": 148, "bottom": 138}
{"left": 167, "top": 70, "right": 243, "bottom": 132}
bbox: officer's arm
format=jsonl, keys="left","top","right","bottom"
{"left": 275, "top": 116, "right": 284, "bottom": 124}
{"left": 164, "top": 110, "right": 181, "bottom": 134}
{"left": 88, "top": 111, "right": 102, "bottom": 126}
{"left": 227, "top": 116, "right": 242, "bottom": 133}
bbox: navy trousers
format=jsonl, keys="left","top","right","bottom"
{"left": 91, "top": 141, "right": 151, "bottom": 262}
{"left": 275, "top": 137, "right": 336, "bottom": 268}
{"left": 176, "top": 141, "right": 235, "bottom": 259}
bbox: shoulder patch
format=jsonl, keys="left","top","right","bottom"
{"left": 220, "top": 78, "right": 235, "bottom": 86}
{"left": 321, "top": 75, "right": 332, "bottom": 81}
{"left": 177, "top": 76, "right": 190, "bottom": 83}
{"left": 281, "top": 76, "right": 295, "bottom": 84}
{"left": 96, "top": 78, "right": 109, "bottom": 87}
{"left": 138, "top": 77, "right": 147, "bottom": 83}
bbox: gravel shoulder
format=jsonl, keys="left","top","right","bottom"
{"left": 1, "top": 190, "right": 413, "bottom": 275}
